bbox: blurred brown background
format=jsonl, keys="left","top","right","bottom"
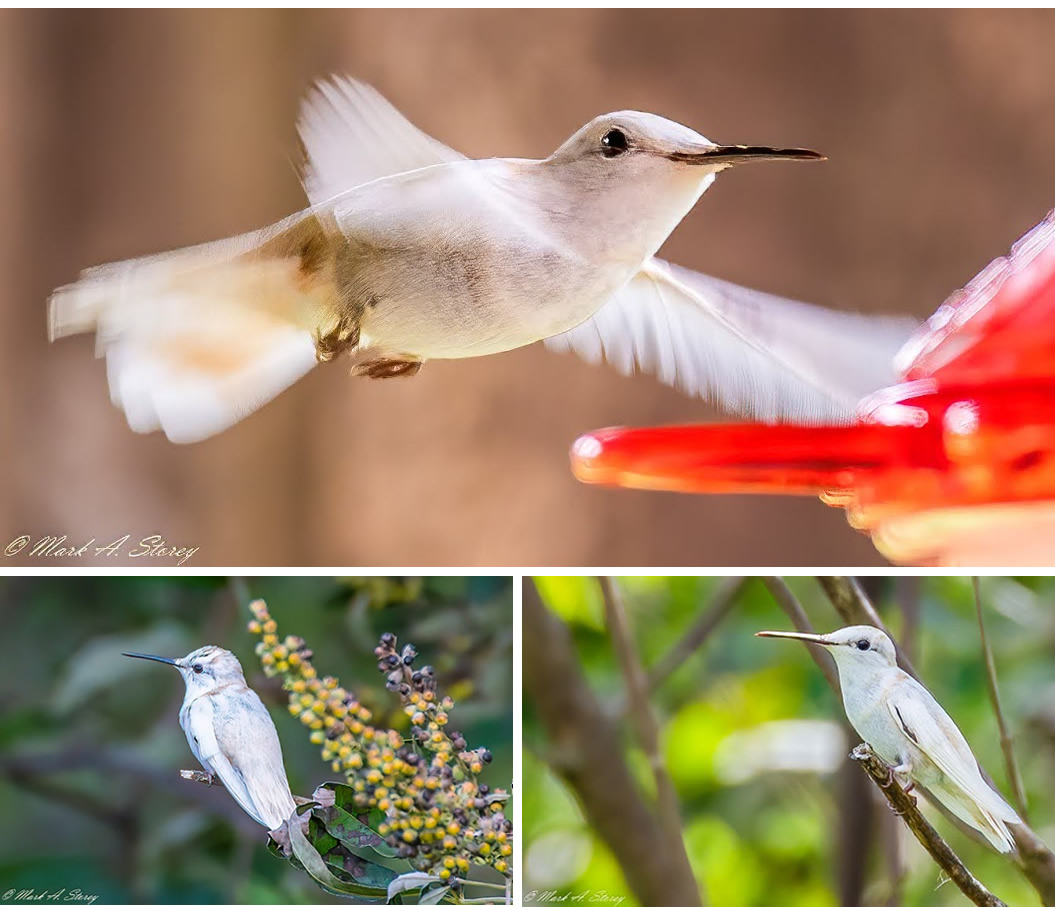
{"left": 3, "top": 9, "right": 1055, "bottom": 568}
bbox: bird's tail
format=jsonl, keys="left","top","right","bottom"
{"left": 930, "top": 778, "right": 1021, "bottom": 853}
{"left": 49, "top": 212, "right": 349, "bottom": 443}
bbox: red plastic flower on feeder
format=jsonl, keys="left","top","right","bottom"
{"left": 571, "top": 211, "right": 1055, "bottom": 565}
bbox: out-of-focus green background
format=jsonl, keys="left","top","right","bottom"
{"left": 0, "top": 575, "right": 513, "bottom": 904}
{"left": 524, "top": 576, "right": 1055, "bottom": 906}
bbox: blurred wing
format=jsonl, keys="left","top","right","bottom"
{"left": 298, "top": 76, "right": 467, "bottom": 205}
{"left": 188, "top": 696, "right": 270, "bottom": 827}
{"left": 49, "top": 215, "right": 334, "bottom": 443}
{"left": 545, "top": 258, "right": 917, "bottom": 423}
{"left": 887, "top": 684, "right": 1020, "bottom": 824}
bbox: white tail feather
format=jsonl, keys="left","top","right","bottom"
{"left": 50, "top": 218, "right": 335, "bottom": 443}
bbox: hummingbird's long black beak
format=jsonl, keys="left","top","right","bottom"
{"left": 123, "top": 652, "right": 180, "bottom": 666}
{"left": 670, "top": 145, "right": 826, "bottom": 166}
{"left": 756, "top": 630, "right": 834, "bottom": 646}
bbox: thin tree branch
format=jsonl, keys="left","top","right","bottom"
{"left": 880, "top": 802, "right": 905, "bottom": 907}
{"left": 523, "top": 581, "right": 704, "bottom": 907}
{"left": 600, "top": 577, "right": 684, "bottom": 855}
{"left": 647, "top": 577, "right": 746, "bottom": 693}
{"left": 181, "top": 769, "right": 223, "bottom": 786}
{"left": 817, "top": 577, "right": 918, "bottom": 676}
{"left": 836, "top": 746, "right": 874, "bottom": 907}
{"left": 851, "top": 744, "right": 1007, "bottom": 907}
{"left": 1014, "top": 827, "right": 1055, "bottom": 907}
{"left": 897, "top": 577, "right": 921, "bottom": 668}
{"left": 817, "top": 576, "right": 885, "bottom": 626}
{"left": 973, "top": 578, "right": 1029, "bottom": 821}
{"left": 3, "top": 762, "right": 127, "bottom": 828}
{"left": 759, "top": 577, "right": 839, "bottom": 692}
{"left": 0, "top": 748, "right": 259, "bottom": 834}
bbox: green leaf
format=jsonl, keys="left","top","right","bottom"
{"left": 316, "top": 783, "right": 399, "bottom": 858}
{"left": 288, "top": 814, "right": 392, "bottom": 899}
{"left": 534, "top": 577, "right": 604, "bottom": 630}
{"left": 387, "top": 872, "right": 442, "bottom": 901}
{"left": 324, "top": 846, "right": 397, "bottom": 892}
{"left": 418, "top": 883, "right": 451, "bottom": 904}
{"left": 320, "top": 808, "right": 399, "bottom": 860}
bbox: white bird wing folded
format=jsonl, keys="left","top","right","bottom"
{"left": 545, "top": 257, "right": 918, "bottom": 423}
{"left": 187, "top": 695, "right": 270, "bottom": 826}
{"left": 298, "top": 75, "right": 467, "bottom": 206}
{"left": 189, "top": 693, "right": 296, "bottom": 830}
{"left": 887, "top": 682, "right": 1020, "bottom": 847}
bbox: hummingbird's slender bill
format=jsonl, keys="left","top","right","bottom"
{"left": 124, "top": 646, "right": 297, "bottom": 830}
{"left": 49, "top": 77, "right": 915, "bottom": 443}
{"left": 756, "top": 626, "right": 1021, "bottom": 852}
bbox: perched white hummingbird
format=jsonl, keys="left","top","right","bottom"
{"left": 49, "top": 77, "right": 914, "bottom": 443}
{"left": 756, "top": 625, "right": 1022, "bottom": 853}
{"left": 124, "top": 646, "right": 297, "bottom": 830}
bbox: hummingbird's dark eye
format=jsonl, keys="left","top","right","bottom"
{"left": 600, "top": 128, "right": 629, "bottom": 158}
{"left": 193, "top": 663, "right": 204, "bottom": 674}
{"left": 856, "top": 639, "right": 870, "bottom": 651}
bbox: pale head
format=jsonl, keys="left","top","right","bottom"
{"left": 756, "top": 625, "right": 898, "bottom": 671}
{"left": 123, "top": 645, "right": 247, "bottom": 693}
{"left": 548, "top": 110, "right": 823, "bottom": 174}
{"left": 542, "top": 110, "right": 823, "bottom": 261}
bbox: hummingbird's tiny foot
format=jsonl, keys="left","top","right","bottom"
{"left": 355, "top": 357, "right": 422, "bottom": 379}
{"left": 314, "top": 318, "right": 361, "bottom": 363}
{"left": 179, "top": 769, "right": 218, "bottom": 787}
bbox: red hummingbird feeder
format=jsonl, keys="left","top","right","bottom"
{"left": 571, "top": 211, "right": 1055, "bottom": 565}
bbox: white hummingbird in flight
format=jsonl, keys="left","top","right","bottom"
{"left": 756, "top": 625, "right": 1021, "bottom": 852}
{"left": 124, "top": 646, "right": 297, "bottom": 830}
{"left": 50, "top": 77, "right": 914, "bottom": 443}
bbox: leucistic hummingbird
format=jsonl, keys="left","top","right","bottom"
{"left": 49, "top": 77, "right": 915, "bottom": 443}
{"left": 124, "top": 646, "right": 297, "bottom": 830}
{"left": 756, "top": 626, "right": 1021, "bottom": 852}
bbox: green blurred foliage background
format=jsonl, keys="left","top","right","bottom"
{"left": 0, "top": 575, "right": 512, "bottom": 904}
{"left": 525, "top": 576, "right": 1055, "bottom": 907}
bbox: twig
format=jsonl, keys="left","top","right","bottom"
{"left": 816, "top": 577, "right": 918, "bottom": 676}
{"left": 880, "top": 803, "right": 905, "bottom": 907}
{"left": 600, "top": 578, "right": 684, "bottom": 854}
{"left": 228, "top": 576, "right": 252, "bottom": 609}
{"left": 836, "top": 748, "right": 874, "bottom": 907}
{"left": 897, "top": 577, "right": 922, "bottom": 668}
{"left": 759, "top": 577, "right": 839, "bottom": 692}
{"left": 851, "top": 745, "right": 1007, "bottom": 907}
{"left": 817, "top": 576, "right": 886, "bottom": 626}
{"left": 1014, "top": 827, "right": 1055, "bottom": 907}
{"left": 523, "top": 581, "right": 704, "bottom": 907}
{"left": 181, "top": 769, "right": 222, "bottom": 787}
{"left": 972, "top": 578, "right": 1029, "bottom": 821}
{"left": 647, "top": 577, "right": 746, "bottom": 693}
{"left": 0, "top": 748, "right": 258, "bottom": 833}
{"left": 2, "top": 762, "right": 127, "bottom": 828}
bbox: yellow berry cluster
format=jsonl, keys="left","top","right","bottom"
{"left": 248, "top": 599, "right": 512, "bottom": 885}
